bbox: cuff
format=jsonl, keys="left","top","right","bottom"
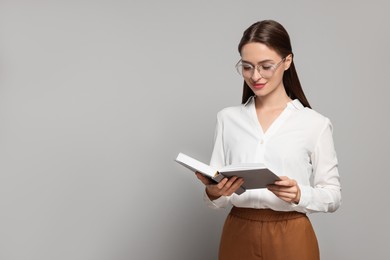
{"left": 203, "top": 190, "right": 229, "bottom": 209}
{"left": 291, "top": 185, "right": 310, "bottom": 211}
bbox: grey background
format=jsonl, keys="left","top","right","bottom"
{"left": 0, "top": 1, "right": 389, "bottom": 259}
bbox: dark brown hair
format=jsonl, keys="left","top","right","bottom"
{"left": 238, "top": 20, "right": 311, "bottom": 108}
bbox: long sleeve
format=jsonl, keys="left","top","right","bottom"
{"left": 293, "top": 119, "right": 342, "bottom": 213}
{"left": 203, "top": 112, "right": 231, "bottom": 209}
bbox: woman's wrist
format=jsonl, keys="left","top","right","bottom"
{"left": 206, "top": 187, "right": 221, "bottom": 201}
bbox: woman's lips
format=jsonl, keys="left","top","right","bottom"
{"left": 253, "top": 83, "right": 266, "bottom": 89}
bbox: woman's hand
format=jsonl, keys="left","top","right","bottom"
{"left": 267, "top": 176, "right": 301, "bottom": 204}
{"left": 195, "top": 172, "right": 244, "bottom": 201}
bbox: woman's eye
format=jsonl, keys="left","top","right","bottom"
{"left": 261, "top": 65, "right": 274, "bottom": 70}
{"left": 242, "top": 65, "right": 253, "bottom": 71}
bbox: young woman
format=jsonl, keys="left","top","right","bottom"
{"left": 196, "top": 20, "right": 341, "bottom": 260}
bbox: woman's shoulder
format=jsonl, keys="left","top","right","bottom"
{"left": 295, "top": 105, "right": 333, "bottom": 131}
{"left": 216, "top": 103, "right": 249, "bottom": 121}
{"left": 217, "top": 96, "right": 254, "bottom": 119}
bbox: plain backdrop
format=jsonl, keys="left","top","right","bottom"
{"left": 0, "top": 1, "right": 389, "bottom": 259}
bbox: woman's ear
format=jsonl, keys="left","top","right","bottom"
{"left": 284, "top": 54, "right": 293, "bottom": 70}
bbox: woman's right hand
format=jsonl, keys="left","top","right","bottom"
{"left": 195, "top": 172, "right": 244, "bottom": 201}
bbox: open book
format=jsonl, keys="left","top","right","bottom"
{"left": 175, "top": 153, "right": 280, "bottom": 195}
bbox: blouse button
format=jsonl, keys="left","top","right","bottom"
{"left": 260, "top": 139, "right": 264, "bottom": 144}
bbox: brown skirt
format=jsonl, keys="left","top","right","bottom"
{"left": 219, "top": 207, "right": 320, "bottom": 260}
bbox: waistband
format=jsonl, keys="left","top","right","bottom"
{"left": 230, "top": 206, "right": 306, "bottom": 222}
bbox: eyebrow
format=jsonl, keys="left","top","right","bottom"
{"left": 241, "top": 59, "right": 275, "bottom": 65}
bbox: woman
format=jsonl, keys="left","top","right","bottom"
{"left": 196, "top": 20, "right": 341, "bottom": 260}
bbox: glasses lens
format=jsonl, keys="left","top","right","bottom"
{"left": 260, "top": 66, "right": 274, "bottom": 78}
{"left": 236, "top": 63, "right": 253, "bottom": 77}
{"left": 236, "top": 64, "right": 243, "bottom": 76}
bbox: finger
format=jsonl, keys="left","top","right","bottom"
{"left": 274, "top": 178, "right": 297, "bottom": 187}
{"left": 267, "top": 184, "right": 297, "bottom": 192}
{"left": 216, "top": 178, "right": 229, "bottom": 189}
{"left": 207, "top": 178, "right": 229, "bottom": 193}
{"left": 206, "top": 176, "right": 244, "bottom": 197}
{"left": 268, "top": 186, "right": 299, "bottom": 202}
{"left": 267, "top": 185, "right": 298, "bottom": 194}
{"left": 269, "top": 190, "right": 297, "bottom": 202}
{"left": 223, "top": 178, "right": 244, "bottom": 196}
{"left": 217, "top": 176, "right": 238, "bottom": 192}
{"left": 231, "top": 178, "right": 245, "bottom": 194}
{"left": 225, "top": 176, "right": 239, "bottom": 186}
{"left": 205, "top": 179, "right": 227, "bottom": 199}
{"left": 270, "top": 189, "right": 296, "bottom": 198}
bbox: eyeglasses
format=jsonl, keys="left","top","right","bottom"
{"left": 235, "top": 57, "right": 286, "bottom": 79}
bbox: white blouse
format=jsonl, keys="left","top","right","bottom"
{"left": 204, "top": 96, "right": 341, "bottom": 214}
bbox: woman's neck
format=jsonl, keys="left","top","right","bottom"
{"left": 255, "top": 87, "right": 292, "bottom": 110}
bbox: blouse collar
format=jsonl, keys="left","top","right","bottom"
{"left": 243, "top": 96, "right": 305, "bottom": 110}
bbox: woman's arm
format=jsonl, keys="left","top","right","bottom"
{"left": 268, "top": 119, "right": 341, "bottom": 213}
{"left": 198, "top": 111, "right": 239, "bottom": 208}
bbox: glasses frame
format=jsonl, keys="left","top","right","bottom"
{"left": 235, "top": 57, "right": 286, "bottom": 79}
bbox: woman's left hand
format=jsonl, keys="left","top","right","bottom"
{"left": 267, "top": 176, "right": 301, "bottom": 204}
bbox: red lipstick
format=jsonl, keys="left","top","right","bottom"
{"left": 253, "top": 83, "right": 266, "bottom": 89}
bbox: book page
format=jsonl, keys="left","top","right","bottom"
{"left": 219, "top": 163, "right": 267, "bottom": 172}
{"left": 175, "top": 153, "right": 218, "bottom": 178}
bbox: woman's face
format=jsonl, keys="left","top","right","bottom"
{"left": 240, "top": 42, "right": 291, "bottom": 98}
